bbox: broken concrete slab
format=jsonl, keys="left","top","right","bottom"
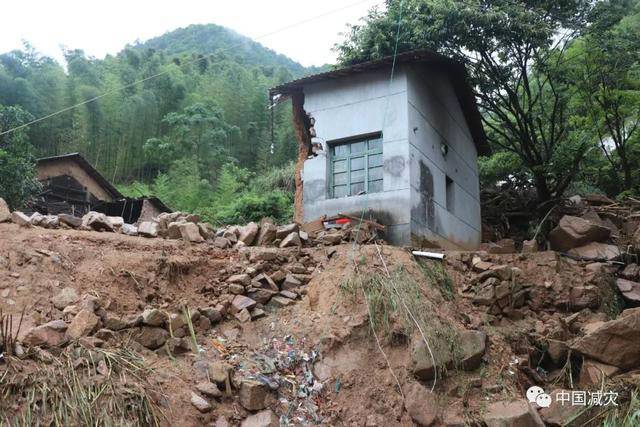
{"left": 276, "top": 223, "right": 299, "bottom": 239}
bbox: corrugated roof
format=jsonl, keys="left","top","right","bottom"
{"left": 269, "top": 49, "right": 490, "bottom": 156}
{"left": 37, "top": 153, "right": 124, "bottom": 200}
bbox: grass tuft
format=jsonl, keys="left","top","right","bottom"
{"left": 0, "top": 344, "right": 163, "bottom": 426}
{"left": 340, "top": 265, "right": 462, "bottom": 372}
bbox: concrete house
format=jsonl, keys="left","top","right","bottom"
{"left": 270, "top": 50, "right": 490, "bottom": 249}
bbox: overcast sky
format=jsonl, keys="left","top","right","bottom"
{"left": 0, "top": 0, "right": 383, "bottom": 67}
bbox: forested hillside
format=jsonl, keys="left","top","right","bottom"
{"left": 0, "top": 23, "right": 314, "bottom": 221}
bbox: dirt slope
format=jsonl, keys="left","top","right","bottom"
{"left": 1, "top": 223, "right": 638, "bottom": 426}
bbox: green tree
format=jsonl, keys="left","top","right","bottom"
{"left": 336, "top": 0, "right": 594, "bottom": 205}
{"left": 0, "top": 105, "right": 41, "bottom": 209}
{"left": 565, "top": 0, "right": 640, "bottom": 192}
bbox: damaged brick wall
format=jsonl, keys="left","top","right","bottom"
{"left": 291, "top": 92, "right": 312, "bottom": 223}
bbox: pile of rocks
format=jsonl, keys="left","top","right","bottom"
{"left": 3, "top": 196, "right": 368, "bottom": 249}
{"left": 462, "top": 257, "right": 531, "bottom": 317}
{"left": 18, "top": 246, "right": 316, "bottom": 357}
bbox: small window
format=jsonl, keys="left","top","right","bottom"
{"left": 446, "top": 176, "right": 455, "bottom": 213}
{"left": 330, "top": 134, "right": 383, "bottom": 198}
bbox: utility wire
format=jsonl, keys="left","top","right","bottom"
{"left": 0, "top": 0, "right": 383, "bottom": 138}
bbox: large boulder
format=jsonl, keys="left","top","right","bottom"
{"left": 634, "top": 226, "right": 640, "bottom": 251}
{"left": 23, "top": 320, "right": 68, "bottom": 347}
{"left": 548, "top": 215, "right": 610, "bottom": 252}
{"left": 484, "top": 400, "right": 543, "bottom": 427}
{"left": 0, "top": 197, "right": 10, "bottom": 222}
{"left": 570, "top": 308, "right": 640, "bottom": 369}
{"left": 82, "top": 211, "right": 114, "bottom": 232}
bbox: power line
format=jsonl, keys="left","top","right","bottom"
{"left": 0, "top": 0, "right": 383, "bottom": 138}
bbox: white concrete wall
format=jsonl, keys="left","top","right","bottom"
{"left": 300, "top": 69, "right": 412, "bottom": 245}
{"left": 406, "top": 64, "right": 481, "bottom": 249}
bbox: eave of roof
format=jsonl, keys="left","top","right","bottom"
{"left": 269, "top": 49, "right": 490, "bottom": 156}
{"left": 36, "top": 153, "right": 124, "bottom": 200}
